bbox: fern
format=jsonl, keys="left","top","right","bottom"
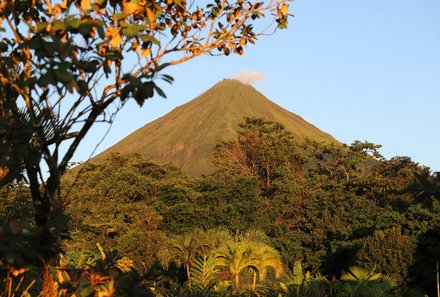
{"left": 190, "top": 255, "right": 219, "bottom": 293}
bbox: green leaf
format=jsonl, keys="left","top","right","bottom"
{"left": 95, "top": 0, "right": 106, "bottom": 6}
{"left": 128, "top": 77, "right": 142, "bottom": 88}
{"left": 103, "top": 63, "right": 111, "bottom": 74}
{"left": 157, "top": 62, "right": 171, "bottom": 71}
{"left": 140, "top": 34, "right": 160, "bottom": 45}
{"left": 78, "top": 21, "right": 93, "bottom": 36}
{"left": 55, "top": 69, "right": 73, "bottom": 83}
{"left": 53, "top": 20, "right": 67, "bottom": 31}
{"left": 35, "top": 48, "right": 46, "bottom": 58}
{"left": 96, "top": 24, "right": 105, "bottom": 38}
{"left": 0, "top": 57, "right": 13, "bottom": 68}
{"left": 122, "top": 25, "right": 138, "bottom": 38}
{"left": 23, "top": 38, "right": 41, "bottom": 50}
{"left": 38, "top": 71, "right": 56, "bottom": 88}
{"left": 161, "top": 74, "right": 174, "bottom": 84}
{"left": 143, "top": 82, "right": 154, "bottom": 98}
{"left": 83, "top": 60, "right": 100, "bottom": 73}
{"left": 0, "top": 42, "right": 8, "bottom": 52}
{"left": 115, "top": 12, "right": 126, "bottom": 20}
{"left": 69, "top": 18, "right": 81, "bottom": 29}
{"left": 36, "top": 22, "right": 48, "bottom": 33}
{"left": 43, "top": 41, "right": 58, "bottom": 54}
{"left": 77, "top": 80, "right": 89, "bottom": 95}
{"left": 77, "top": 285, "right": 95, "bottom": 297}
{"left": 154, "top": 85, "right": 166, "bottom": 98}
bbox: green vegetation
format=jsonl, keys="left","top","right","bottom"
{"left": 2, "top": 117, "right": 438, "bottom": 296}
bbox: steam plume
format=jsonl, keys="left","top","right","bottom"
{"left": 231, "top": 71, "right": 265, "bottom": 85}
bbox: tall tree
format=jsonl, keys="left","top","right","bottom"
{"left": 63, "top": 154, "right": 164, "bottom": 268}
{"left": 214, "top": 117, "right": 304, "bottom": 197}
{"left": 355, "top": 227, "right": 415, "bottom": 283}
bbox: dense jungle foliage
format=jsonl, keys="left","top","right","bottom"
{"left": 1, "top": 118, "right": 439, "bottom": 296}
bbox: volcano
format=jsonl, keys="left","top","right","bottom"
{"left": 93, "top": 79, "right": 339, "bottom": 176}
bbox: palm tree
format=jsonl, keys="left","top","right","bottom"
{"left": 160, "top": 230, "right": 210, "bottom": 291}
{"left": 251, "top": 242, "right": 283, "bottom": 292}
{"left": 341, "top": 266, "right": 397, "bottom": 297}
{"left": 215, "top": 240, "right": 258, "bottom": 294}
{"left": 214, "top": 239, "right": 283, "bottom": 294}
{"left": 341, "top": 266, "right": 384, "bottom": 283}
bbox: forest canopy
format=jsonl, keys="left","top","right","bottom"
{"left": 2, "top": 117, "right": 438, "bottom": 296}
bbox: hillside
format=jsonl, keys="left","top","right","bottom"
{"left": 92, "top": 79, "right": 339, "bottom": 176}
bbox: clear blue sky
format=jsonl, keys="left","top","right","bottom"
{"left": 75, "top": 0, "right": 440, "bottom": 172}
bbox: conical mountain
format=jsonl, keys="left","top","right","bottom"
{"left": 93, "top": 79, "right": 339, "bottom": 176}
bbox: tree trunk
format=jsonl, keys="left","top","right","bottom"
{"left": 186, "top": 263, "right": 192, "bottom": 291}
{"left": 252, "top": 270, "right": 257, "bottom": 292}
{"left": 25, "top": 162, "right": 50, "bottom": 230}
{"left": 234, "top": 273, "right": 240, "bottom": 294}
{"left": 23, "top": 161, "right": 59, "bottom": 261}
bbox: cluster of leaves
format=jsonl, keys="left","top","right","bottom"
{"left": 0, "top": 257, "right": 425, "bottom": 297}
{"left": 0, "top": 245, "right": 155, "bottom": 296}
{"left": 63, "top": 153, "right": 176, "bottom": 270}
{"left": 279, "top": 264, "right": 424, "bottom": 297}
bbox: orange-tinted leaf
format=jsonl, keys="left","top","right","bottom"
{"left": 146, "top": 7, "right": 155, "bottom": 22}
{"left": 105, "top": 26, "right": 117, "bottom": 38}
{"left": 122, "top": 1, "right": 142, "bottom": 15}
{"left": 61, "top": 0, "right": 69, "bottom": 9}
{"left": 81, "top": 0, "right": 91, "bottom": 10}
{"left": 53, "top": 4, "right": 63, "bottom": 14}
{"left": 56, "top": 268, "right": 71, "bottom": 283}
{"left": 110, "top": 33, "right": 122, "bottom": 47}
{"left": 234, "top": 10, "right": 242, "bottom": 20}
{"left": 106, "top": 26, "right": 123, "bottom": 47}
{"left": 0, "top": 167, "right": 10, "bottom": 181}
{"left": 11, "top": 268, "right": 26, "bottom": 277}
{"left": 141, "top": 48, "right": 151, "bottom": 57}
{"left": 281, "top": 4, "right": 289, "bottom": 15}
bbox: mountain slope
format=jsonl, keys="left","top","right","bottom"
{"left": 93, "top": 79, "right": 339, "bottom": 176}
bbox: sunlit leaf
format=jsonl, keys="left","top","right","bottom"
{"left": 81, "top": 0, "right": 91, "bottom": 10}
{"left": 110, "top": 33, "right": 122, "bottom": 48}
{"left": 0, "top": 167, "right": 10, "bottom": 181}
{"left": 140, "top": 48, "right": 151, "bottom": 57}
{"left": 281, "top": 4, "right": 289, "bottom": 15}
